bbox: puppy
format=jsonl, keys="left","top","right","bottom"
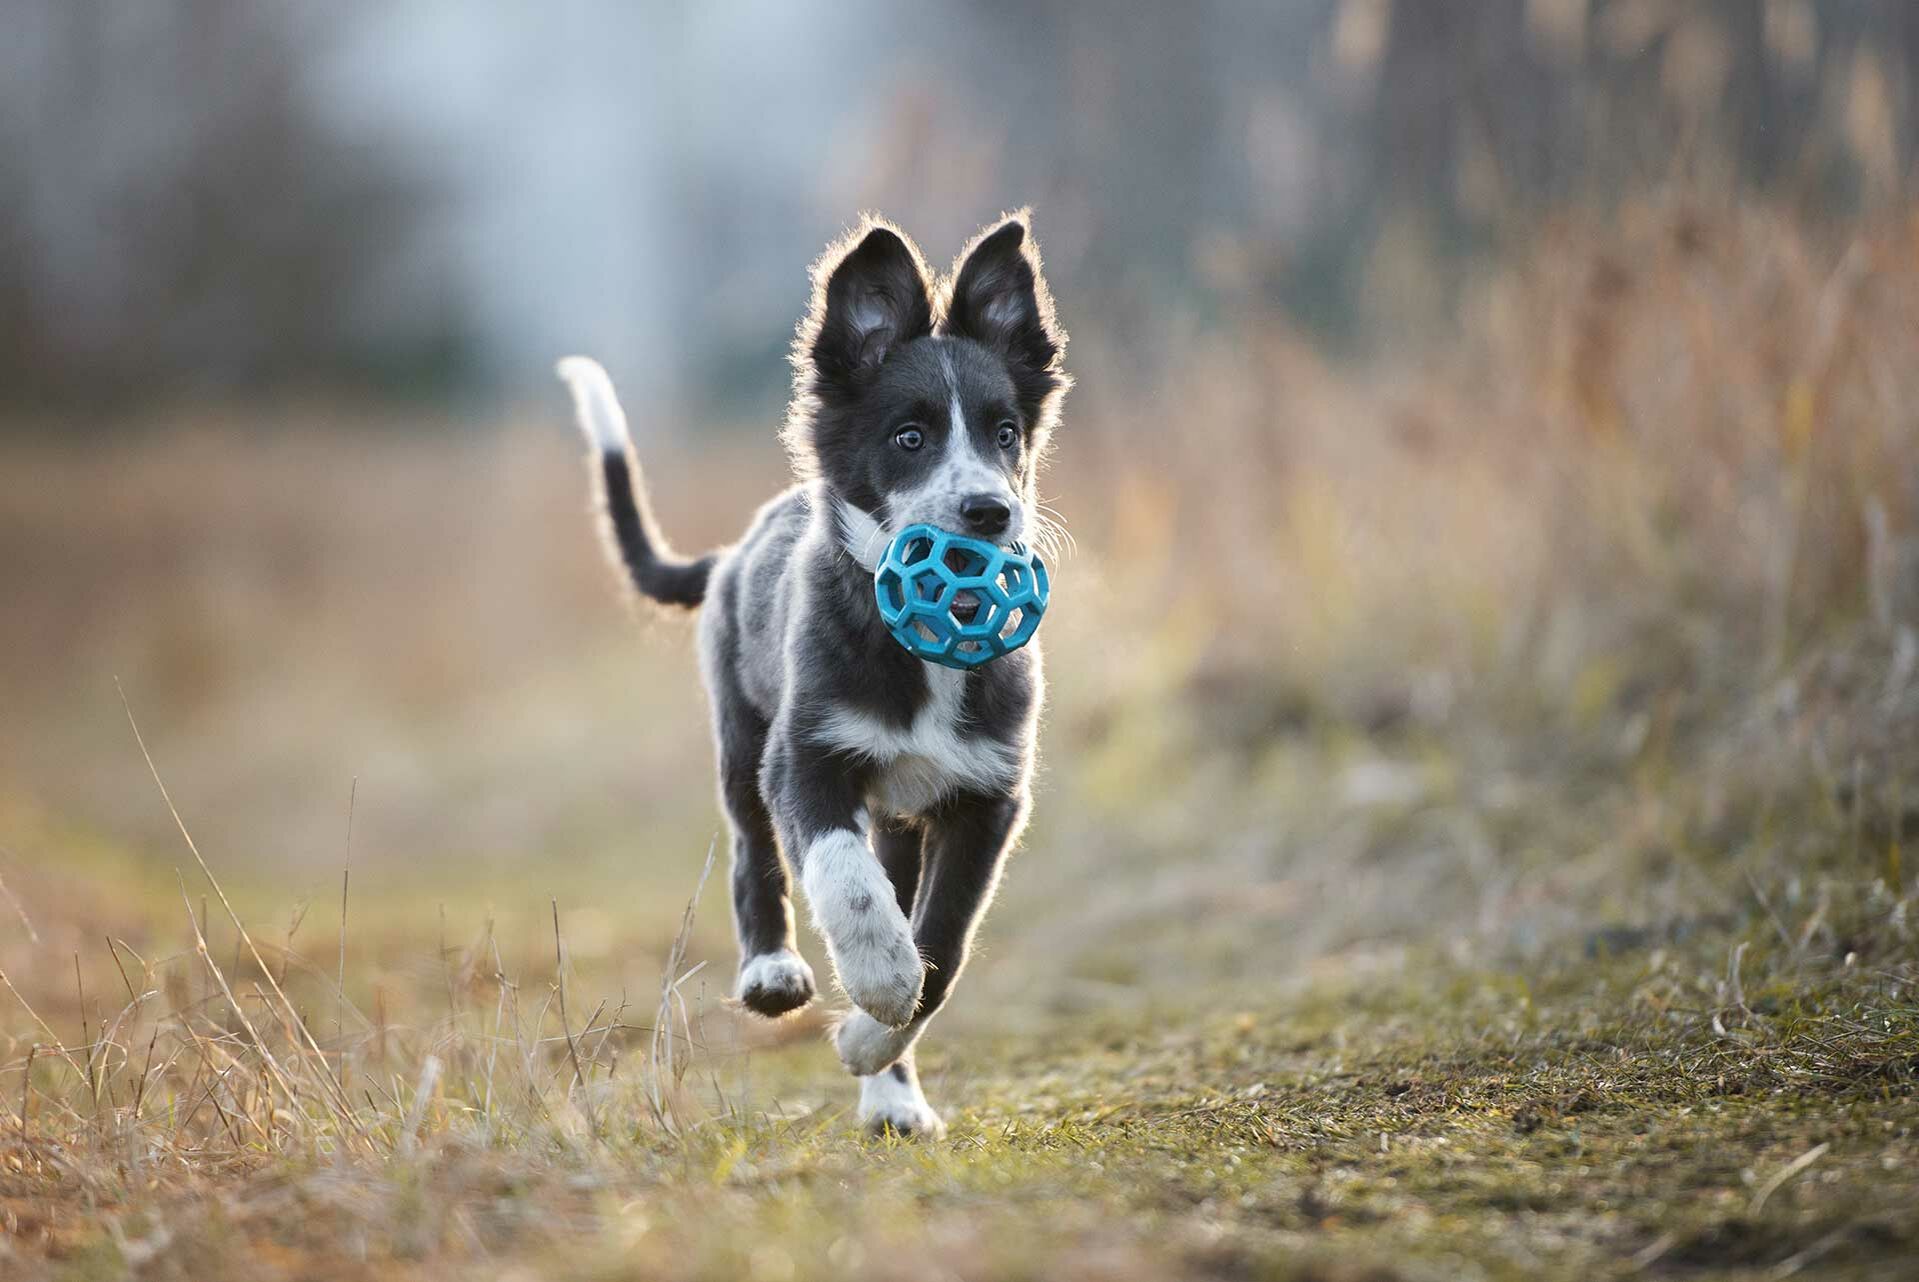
{"left": 558, "top": 213, "right": 1068, "bottom": 1137}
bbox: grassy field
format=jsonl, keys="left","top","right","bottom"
{"left": 3, "top": 203, "right": 1917, "bottom": 1279}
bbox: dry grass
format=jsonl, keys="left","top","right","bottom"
{"left": 1, "top": 686, "right": 731, "bottom": 1193}
{"left": 2, "top": 201, "right": 1918, "bottom": 1278}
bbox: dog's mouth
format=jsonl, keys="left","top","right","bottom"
{"left": 944, "top": 546, "right": 984, "bottom": 623}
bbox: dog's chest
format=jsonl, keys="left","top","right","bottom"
{"left": 819, "top": 666, "right": 1018, "bottom": 816}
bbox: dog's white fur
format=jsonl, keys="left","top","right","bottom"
{"left": 836, "top": 1008, "right": 917, "bottom": 1077}
{"left": 815, "top": 666, "right": 1020, "bottom": 817}
{"left": 734, "top": 948, "right": 814, "bottom": 1011}
{"left": 833, "top": 499, "right": 890, "bottom": 572}
{"left": 556, "top": 357, "right": 630, "bottom": 454}
{"left": 857, "top": 1055, "right": 945, "bottom": 1138}
{"left": 798, "top": 823, "right": 924, "bottom": 1028}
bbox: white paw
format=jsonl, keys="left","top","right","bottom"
{"left": 858, "top": 1065, "right": 946, "bottom": 1139}
{"left": 801, "top": 830, "right": 924, "bottom": 1028}
{"left": 834, "top": 924, "right": 923, "bottom": 1028}
{"left": 836, "top": 1010, "right": 916, "bottom": 1077}
{"left": 735, "top": 948, "right": 815, "bottom": 1017}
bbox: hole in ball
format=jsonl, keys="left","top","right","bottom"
{"left": 943, "top": 546, "right": 986, "bottom": 576}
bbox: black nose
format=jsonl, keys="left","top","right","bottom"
{"left": 959, "top": 494, "right": 1011, "bottom": 537}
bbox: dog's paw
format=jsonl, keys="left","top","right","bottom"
{"left": 858, "top": 1066, "right": 946, "bottom": 1140}
{"left": 800, "top": 828, "right": 924, "bottom": 1028}
{"left": 863, "top": 1096, "right": 946, "bottom": 1140}
{"left": 835, "top": 1010, "right": 915, "bottom": 1077}
{"left": 735, "top": 949, "right": 815, "bottom": 1017}
{"left": 834, "top": 926, "right": 924, "bottom": 1029}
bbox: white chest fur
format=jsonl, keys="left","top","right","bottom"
{"left": 816, "top": 666, "right": 1019, "bottom": 816}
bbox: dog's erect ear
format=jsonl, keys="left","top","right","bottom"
{"left": 944, "top": 213, "right": 1065, "bottom": 399}
{"left": 807, "top": 222, "right": 934, "bottom": 390}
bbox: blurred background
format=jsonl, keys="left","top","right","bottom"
{"left": 3, "top": 1, "right": 1916, "bottom": 1034}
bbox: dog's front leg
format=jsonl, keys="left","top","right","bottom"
{"left": 764, "top": 734, "right": 924, "bottom": 1029}
{"left": 836, "top": 789, "right": 1028, "bottom": 1077}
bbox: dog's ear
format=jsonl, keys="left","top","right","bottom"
{"left": 806, "top": 221, "right": 934, "bottom": 391}
{"left": 944, "top": 213, "right": 1066, "bottom": 409}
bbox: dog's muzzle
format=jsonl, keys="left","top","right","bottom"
{"left": 873, "top": 524, "right": 1049, "bottom": 670}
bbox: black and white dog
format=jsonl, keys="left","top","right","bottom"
{"left": 558, "top": 213, "right": 1067, "bottom": 1136}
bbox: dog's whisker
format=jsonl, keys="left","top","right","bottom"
{"left": 1030, "top": 510, "right": 1074, "bottom": 561}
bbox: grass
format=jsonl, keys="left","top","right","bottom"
{"left": 3, "top": 875, "right": 1913, "bottom": 1280}
{"left": 3, "top": 200, "right": 1919, "bottom": 1278}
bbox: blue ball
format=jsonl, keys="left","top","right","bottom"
{"left": 874, "top": 524, "right": 1050, "bottom": 669}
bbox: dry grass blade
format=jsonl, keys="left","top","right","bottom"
{"left": 399, "top": 1054, "right": 443, "bottom": 1154}
{"left": 1749, "top": 1141, "right": 1832, "bottom": 1216}
{"left": 551, "top": 897, "right": 596, "bottom": 1138}
{"left": 646, "top": 837, "right": 717, "bottom": 1133}
{"left": 0, "top": 967, "right": 89, "bottom": 1083}
{"left": 118, "top": 679, "right": 376, "bottom": 1152}
{"left": 16, "top": 1043, "right": 33, "bottom": 1139}
{"left": 0, "top": 857, "right": 40, "bottom": 944}
{"left": 173, "top": 870, "right": 316, "bottom": 1145}
{"left": 340, "top": 776, "right": 355, "bottom": 1002}
{"left": 106, "top": 935, "right": 138, "bottom": 1004}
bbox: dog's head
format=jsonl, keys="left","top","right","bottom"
{"left": 784, "top": 212, "right": 1069, "bottom": 565}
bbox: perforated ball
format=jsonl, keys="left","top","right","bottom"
{"left": 873, "top": 524, "right": 1049, "bottom": 670}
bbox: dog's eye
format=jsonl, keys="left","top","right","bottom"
{"left": 995, "top": 422, "right": 1018, "bottom": 450}
{"left": 894, "top": 426, "right": 925, "bottom": 451}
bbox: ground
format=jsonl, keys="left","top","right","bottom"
{"left": 2, "top": 820, "right": 1914, "bottom": 1281}
{"left": 3, "top": 921, "right": 1919, "bottom": 1282}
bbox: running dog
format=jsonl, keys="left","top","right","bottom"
{"left": 557, "top": 211, "right": 1068, "bottom": 1136}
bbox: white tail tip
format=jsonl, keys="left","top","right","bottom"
{"left": 555, "top": 355, "right": 631, "bottom": 453}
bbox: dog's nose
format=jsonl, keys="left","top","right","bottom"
{"left": 959, "top": 494, "right": 1011, "bottom": 537}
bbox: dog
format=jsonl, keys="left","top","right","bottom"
{"left": 557, "top": 212, "right": 1068, "bottom": 1137}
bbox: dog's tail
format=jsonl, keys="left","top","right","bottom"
{"left": 556, "top": 356, "right": 714, "bottom": 609}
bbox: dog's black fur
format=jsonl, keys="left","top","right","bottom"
{"left": 559, "top": 213, "right": 1067, "bottom": 1136}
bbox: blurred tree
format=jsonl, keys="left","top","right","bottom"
{"left": 1271, "top": 0, "right": 1919, "bottom": 340}
{"left": 0, "top": 2, "right": 456, "bottom": 413}
{"left": 1, "top": 0, "right": 1912, "bottom": 410}
{"left": 1354, "top": 0, "right": 1915, "bottom": 224}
